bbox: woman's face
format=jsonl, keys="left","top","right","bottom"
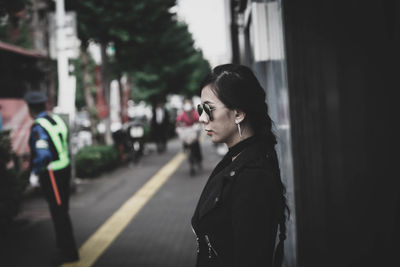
{"left": 199, "top": 85, "right": 238, "bottom": 147}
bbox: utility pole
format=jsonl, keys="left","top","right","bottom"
{"left": 53, "top": 0, "right": 77, "bottom": 179}
{"left": 54, "top": 0, "right": 75, "bottom": 124}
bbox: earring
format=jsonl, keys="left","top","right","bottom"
{"left": 236, "top": 121, "right": 242, "bottom": 138}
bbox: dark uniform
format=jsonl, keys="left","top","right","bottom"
{"left": 25, "top": 91, "right": 79, "bottom": 264}
{"left": 151, "top": 104, "right": 170, "bottom": 153}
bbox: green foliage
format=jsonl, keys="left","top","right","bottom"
{"left": 72, "top": 58, "right": 86, "bottom": 109}
{"left": 0, "top": 16, "right": 32, "bottom": 48}
{"left": 67, "top": 0, "right": 176, "bottom": 45}
{"left": 74, "top": 145, "right": 119, "bottom": 178}
{"left": 126, "top": 22, "right": 211, "bottom": 102}
{"left": 71, "top": 55, "right": 97, "bottom": 110}
{"left": 67, "top": 0, "right": 211, "bottom": 104}
{"left": 0, "top": 131, "right": 29, "bottom": 228}
{"left": 184, "top": 53, "right": 211, "bottom": 96}
{"left": 129, "top": 51, "right": 210, "bottom": 102}
{"left": 0, "top": 0, "right": 33, "bottom": 48}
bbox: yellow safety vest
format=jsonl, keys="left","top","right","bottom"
{"left": 35, "top": 114, "right": 70, "bottom": 170}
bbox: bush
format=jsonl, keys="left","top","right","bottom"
{"left": 75, "top": 145, "right": 119, "bottom": 178}
{"left": 0, "top": 131, "right": 29, "bottom": 229}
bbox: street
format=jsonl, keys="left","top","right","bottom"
{"left": 1, "top": 136, "right": 220, "bottom": 267}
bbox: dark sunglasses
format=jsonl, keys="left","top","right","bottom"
{"left": 197, "top": 103, "right": 214, "bottom": 121}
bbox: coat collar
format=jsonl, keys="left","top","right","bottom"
{"left": 196, "top": 138, "right": 270, "bottom": 220}
{"left": 35, "top": 111, "right": 47, "bottom": 120}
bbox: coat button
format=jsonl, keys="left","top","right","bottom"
{"left": 215, "top": 197, "right": 219, "bottom": 203}
{"left": 230, "top": 170, "right": 235, "bottom": 176}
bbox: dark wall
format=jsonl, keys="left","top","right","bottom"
{"left": 282, "top": 1, "right": 399, "bottom": 266}
{"left": 0, "top": 51, "right": 38, "bottom": 98}
{"left": 0, "top": 51, "right": 54, "bottom": 101}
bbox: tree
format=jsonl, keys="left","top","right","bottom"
{"left": 118, "top": 21, "right": 211, "bottom": 103}
{"left": 67, "top": 0, "right": 210, "bottom": 140}
{"left": 67, "top": 0, "right": 176, "bottom": 143}
{"left": 71, "top": 45, "right": 99, "bottom": 141}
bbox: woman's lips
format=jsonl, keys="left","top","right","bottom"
{"left": 205, "top": 130, "right": 212, "bottom": 136}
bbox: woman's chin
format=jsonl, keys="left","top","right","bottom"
{"left": 210, "top": 135, "right": 219, "bottom": 143}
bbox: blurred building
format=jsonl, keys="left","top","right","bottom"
{"left": 0, "top": 0, "right": 54, "bottom": 98}
{"left": 228, "top": 1, "right": 296, "bottom": 265}
{"left": 0, "top": 0, "right": 54, "bottom": 169}
{"left": 228, "top": 0, "right": 398, "bottom": 266}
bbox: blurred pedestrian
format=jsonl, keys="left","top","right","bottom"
{"left": 24, "top": 91, "right": 79, "bottom": 265}
{"left": 151, "top": 100, "right": 170, "bottom": 153}
{"left": 176, "top": 97, "right": 203, "bottom": 176}
{"left": 192, "top": 64, "right": 289, "bottom": 267}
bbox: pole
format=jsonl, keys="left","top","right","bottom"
{"left": 48, "top": 168, "right": 62, "bottom": 206}
{"left": 55, "top": 0, "right": 67, "bottom": 108}
{"left": 54, "top": 0, "right": 75, "bottom": 124}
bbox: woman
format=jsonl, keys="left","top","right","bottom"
{"left": 191, "top": 64, "right": 288, "bottom": 267}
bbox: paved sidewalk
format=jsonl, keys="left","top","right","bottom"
{"left": 1, "top": 136, "right": 223, "bottom": 267}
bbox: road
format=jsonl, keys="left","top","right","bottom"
{"left": 0, "top": 137, "right": 222, "bottom": 267}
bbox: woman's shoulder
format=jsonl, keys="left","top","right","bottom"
{"left": 239, "top": 150, "right": 275, "bottom": 170}
{"left": 234, "top": 156, "right": 277, "bottom": 183}
{"left": 230, "top": 157, "right": 280, "bottom": 204}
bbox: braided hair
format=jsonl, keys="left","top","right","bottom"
{"left": 200, "top": 63, "right": 289, "bottom": 266}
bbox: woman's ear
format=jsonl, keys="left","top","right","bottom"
{"left": 234, "top": 109, "right": 246, "bottom": 124}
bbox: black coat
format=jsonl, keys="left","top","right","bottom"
{"left": 191, "top": 137, "right": 282, "bottom": 267}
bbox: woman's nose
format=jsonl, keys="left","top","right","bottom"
{"left": 199, "top": 111, "right": 208, "bottom": 124}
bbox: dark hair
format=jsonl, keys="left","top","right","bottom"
{"left": 200, "top": 63, "right": 277, "bottom": 144}
{"left": 200, "top": 63, "right": 289, "bottom": 266}
{"left": 28, "top": 103, "right": 46, "bottom": 114}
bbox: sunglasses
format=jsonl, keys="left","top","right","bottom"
{"left": 197, "top": 103, "right": 214, "bottom": 121}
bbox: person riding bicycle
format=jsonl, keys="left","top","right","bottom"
{"left": 176, "top": 97, "right": 203, "bottom": 176}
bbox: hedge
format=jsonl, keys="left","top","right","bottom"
{"left": 75, "top": 145, "right": 119, "bottom": 178}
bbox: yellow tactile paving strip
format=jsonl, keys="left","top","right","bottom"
{"left": 62, "top": 152, "right": 186, "bottom": 267}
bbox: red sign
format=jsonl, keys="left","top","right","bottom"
{"left": 95, "top": 65, "right": 109, "bottom": 119}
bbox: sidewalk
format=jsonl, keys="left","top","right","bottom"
{"left": 1, "top": 136, "right": 222, "bottom": 267}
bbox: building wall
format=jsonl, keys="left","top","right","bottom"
{"left": 282, "top": 1, "right": 398, "bottom": 266}
{"left": 230, "top": 0, "right": 399, "bottom": 266}
{"left": 230, "top": 0, "right": 297, "bottom": 266}
{"left": 0, "top": 0, "right": 55, "bottom": 168}
{"left": 0, "top": 0, "right": 54, "bottom": 100}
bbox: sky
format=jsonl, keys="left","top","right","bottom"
{"left": 175, "top": 0, "right": 231, "bottom": 67}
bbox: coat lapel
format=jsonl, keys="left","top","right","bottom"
{"left": 197, "top": 143, "right": 264, "bottom": 220}
{"left": 198, "top": 167, "right": 230, "bottom": 220}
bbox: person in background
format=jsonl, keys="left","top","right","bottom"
{"left": 151, "top": 100, "right": 170, "bottom": 153}
{"left": 176, "top": 97, "right": 203, "bottom": 176}
{"left": 24, "top": 91, "right": 79, "bottom": 265}
{"left": 192, "top": 64, "right": 289, "bottom": 267}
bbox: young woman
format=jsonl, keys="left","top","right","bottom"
{"left": 191, "top": 64, "right": 288, "bottom": 267}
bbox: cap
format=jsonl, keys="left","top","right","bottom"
{"left": 24, "top": 91, "right": 48, "bottom": 104}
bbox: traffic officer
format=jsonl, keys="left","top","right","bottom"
{"left": 24, "top": 91, "right": 79, "bottom": 265}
